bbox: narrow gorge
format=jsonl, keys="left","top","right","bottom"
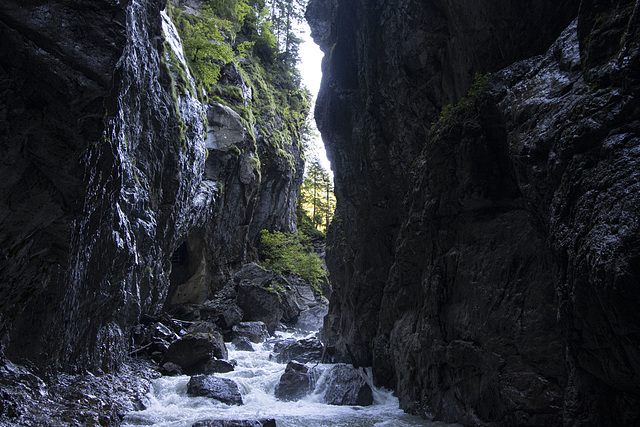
{"left": 1, "top": 0, "right": 639, "bottom": 426}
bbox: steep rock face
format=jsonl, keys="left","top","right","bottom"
{"left": 309, "top": 0, "right": 579, "bottom": 368}
{"left": 0, "top": 0, "right": 186, "bottom": 372}
{"left": 0, "top": 0, "right": 304, "bottom": 375}
{"left": 310, "top": 0, "right": 640, "bottom": 425}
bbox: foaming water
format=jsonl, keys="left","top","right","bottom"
{"left": 124, "top": 332, "right": 457, "bottom": 427}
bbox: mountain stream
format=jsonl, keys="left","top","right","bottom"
{"left": 122, "top": 332, "right": 459, "bottom": 427}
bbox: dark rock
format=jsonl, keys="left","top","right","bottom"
{"left": 1, "top": 358, "right": 157, "bottom": 426}
{"left": 319, "top": 364, "right": 372, "bottom": 406}
{"left": 164, "top": 332, "right": 228, "bottom": 374}
{"left": 191, "top": 419, "right": 276, "bottom": 427}
{"left": 279, "top": 277, "right": 329, "bottom": 332}
{"left": 307, "top": 0, "right": 640, "bottom": 424}
{"left": 274, "top": 361, "right": 312, "bottom": 401}
{"left": 186, "top": 321, "right": 223, "bottom": 336}
{"left": 236, "top": 284, "right": 284, "bottom": 334}
{"left": 201, "top": 359, "right": 235, "bottom": 374}
{"left": 234, "top": 263, "right": 274, "bottom": 285}
{"left": 232, "top": 322, "right": 269, "bottom": 343}
{"left": 0, "top": 0, "right": 305, "bottom": 420}
{"left": 160, "top": 362, "right": 183, "bottom": 376}
{"left": 196, "top": 285, "right": 244, "bottom": 332}
{"left": 231, "top": 337, "right": 255, "bottom": 351}
{"left": 274, "top": 337, "right": 324, "bottom": 364}
{"left": 187, "top": 375, "right": 243, "bottom": 406}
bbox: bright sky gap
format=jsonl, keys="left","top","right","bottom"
{"left": 298, "top": 22, "right": 332, "bottom": 175}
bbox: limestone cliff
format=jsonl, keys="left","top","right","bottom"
{"left": 309, "top": 0, "right": 640, "bottom": 425}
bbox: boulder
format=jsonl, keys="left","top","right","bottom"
{"left": 187, "top": 375, "right": 243, "bottom": 406}
{"left": 280, "top": 278, "right": 328, "bottom": 332}
{"left": 320, "top": 364, "right": 373, "bottom": 406}
{"left": 274, "top": 337, "right": 324, "bottom": 364}
{"left": 199, "top": 285, "right": 244, "bottom": 331}
{"left": 234, "top": 263, "right": 273, "bottom": 285}
{"left": 274, "top": 361, "right": 313, "bottom": 401}
{"left": 201, "top": 359, "right": 235, "bottom": 374}
{"left": 191, "top": 420, "right": 276, "bottom": 427}
{"left": 231, "top": 337, "right": 254, "bottom": 352}
{"left": 232, "top": 322, "right": 269, "bottom": 343}
{"left": 236, "top": 284, "right": 283, "bottom": 334}
{"left": 164, "top": 332, "right": 228, "bottom": 374}
{"left": 205, "top": 103, "right": 247, "bottom": 151}
{"left": 160, "top": 362, "right": 183, "bottom": 376}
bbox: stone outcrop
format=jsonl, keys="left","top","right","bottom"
{"left": 309, "top": 0, "right": 640, "bottom": 425}
{"left": 191, "top": 420, "right": 276, "bottom": 427}
{"left": 274, "top": 361, "right": 313, "bottom": 402}
{"left": 274, "top": 336, "right": 324, "bottom": 364}
{"left": 164, "top": 332, "right": 228, "bottom": 375}
{"left": 187, "top": 375, "right": 243, "bottom": 406}
{"left": 317, "top": 364, "right": 373, "bottom": 407}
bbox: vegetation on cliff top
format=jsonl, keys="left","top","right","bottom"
{"left": 167, "top": 0, "right": 311, "bottom": 177}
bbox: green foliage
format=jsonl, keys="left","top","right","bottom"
{"left": 248, "top": 154, "right": 262, "bottom": 181}
{"left": 227, "top": 144, "right": 242, "bottom": 157}
{"left": 298, "top": 158, "right": 335, "bottom": 233}
{"left": 169, "top": 5, "right": 234, "bottom": 90}
{"left": 431, "top": 73, "right": 491, "bottom": 133}
{"left": 163, "top": 41, "right": 196, "bottom": 97}
{"left": 259, "top": 230, "right": 326, "bottom": 290}
{"left": 211, "top": 84, "right": 245, "bottom": 104}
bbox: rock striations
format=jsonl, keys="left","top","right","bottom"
{"left": 309, "top": 0, "right": 640, "bottom": 425}
{"left": 0, "top": 0, "right": 305, "bottom": 387}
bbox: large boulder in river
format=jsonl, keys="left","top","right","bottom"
{"left": 275, "top": 337, "right": 324, "bottom": 364}
{"left": 187, "top": 375, "right": 243, "bottom": 406}
{"left": 200, "top": 359, "right": 236, "bottom": 374}
{"left": 236, "top": 284, "right": 283, "bottom": 334}
{"left": 164, "top": 332, "right": 228, "bottom": 375}
{"left": 274, "top": 361, "right": 313, "bottom": 401}
{"left": 280, "top": 276, "right": 328, "bottom": 332}
{"left": 320, "top": 364, "right": 373, "bottom": 406}
{"left": 191, "top": 419, "right": 276, "bottom": 427}
{"left": 231, "top": 336, "right": 254, "bottom": 351}
{"left": 232, "top": 321, "right": 269, "bottom": 343}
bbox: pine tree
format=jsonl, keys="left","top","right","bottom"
{"left": 299, "top": 157, "right": 335, "bottom": 232}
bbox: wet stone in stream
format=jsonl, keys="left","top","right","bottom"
{"left": 191, "top": 420, "right": 276, "bottom": 427}
{"left": 187, "top": 375, "right": 243, "bottom": 405}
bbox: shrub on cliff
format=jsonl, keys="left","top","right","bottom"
{"left": 259, "top": 230, "right": 325, "bottom": 290}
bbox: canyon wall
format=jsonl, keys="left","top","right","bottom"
{"left": 309, "top": 0, "right": 640, "bottom": 425}
{"left": 0, "top": 0, "right": 304, "bottom": 373}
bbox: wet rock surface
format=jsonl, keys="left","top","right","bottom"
{"left": 232, "top": 336, "right": 255, "bottom": 351}
{"left": 0, "top": 0, "right": 314, "bottom": 422}
{"left": 164, "top": 332, "right": 228, "bottom": 375}
{"left": 309, "top": 0, "right": 640, "bottom": 425}
{"left": 274, "top": 361, "right": 313, "bottom": 402}
{"left": 187, "top": 375, "right": 244, "bottom": 406}
{"left": 191, "top": 420, "right": 276, "bottom": 427}
{"left": 319, "top": 364, "right": 372, "bottom": 407}
{"left": 0, "top": 358, "right": 157, "bottom": 426}
{"left": 274, "top": 337, "right": 324, "bottom": 364}
{"left": 232, "top": 321, "right": 270, "bottom": 344}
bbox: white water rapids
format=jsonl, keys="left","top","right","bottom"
{"left": 123, "top": 332, "right": 459, "bottom": 427}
